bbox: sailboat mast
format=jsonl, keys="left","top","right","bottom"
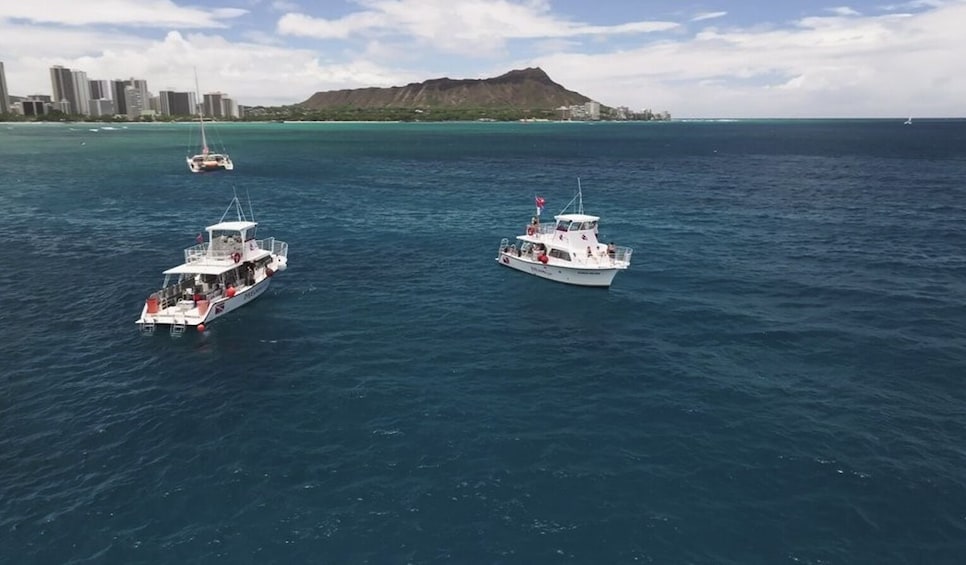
{"left": 194, "top": 68, "right": 208, "bottom": 155}
{"left": 577, "top": 177, "right": 584, "bottom": 214}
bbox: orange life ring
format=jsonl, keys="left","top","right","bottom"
{"left": 526, "top": 226, "right": 535, "bottom": 236}
{"left": 231, "top": 252, "right": 241, "bottom": 263}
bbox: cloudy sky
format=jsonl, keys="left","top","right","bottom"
{"left": 1, "top": 0, "right": 963, "bottom": 117}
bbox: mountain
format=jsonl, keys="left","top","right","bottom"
{"left": 299, "top": 67, "right": 592, "bottom": 110}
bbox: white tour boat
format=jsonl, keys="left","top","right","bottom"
{"left": 495, "top": 181, "right": 632, "bottom": 288}
{"left": 136, "top": 195, "right": 288, "bottom": 336}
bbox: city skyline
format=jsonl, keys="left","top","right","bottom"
{"left": 2, "top": 62, "right": 241, "bottom": 118}
{"left": 1, "top": 1, "right": 965, "bottom": 118}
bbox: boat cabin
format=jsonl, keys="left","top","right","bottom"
{"left": 551, "top": 213, "right": 601, "bottom": 248}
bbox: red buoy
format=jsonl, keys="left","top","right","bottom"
{"left": 226, "top": 286, "right": 236, "bottom": 298}
{"left": 539, "top": 254, "right": 549, "bottom": 264}
{"left": 197, "top": 324, "right": 206, "bottom": 332}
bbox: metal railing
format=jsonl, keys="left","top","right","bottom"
{"left": 183, "top": 238, "right": 288, "bottom": 263}
{"left": 183, "top": 242, "right": 240, "bottom": 263}
{"left": 256, "top": 237, "right": 288, "bottom": 258}
{"left": 614, "top": 246, "right": 633, "bottom": 265}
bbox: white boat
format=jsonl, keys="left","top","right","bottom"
{"left": 495, "top": 180, "right": 632, "bottom": 288}
{"left": 136, "top": 194, "right": 288, "bottom": 336}
{"left": 186, "top": 71, "right": 233, "bottom": 173}
{"left": 904, "top": 116, "right": 912, "bottom": 125}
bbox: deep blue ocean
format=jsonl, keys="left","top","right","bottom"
{"left": 1, "top": 119, "right": 965, "bottom": 564}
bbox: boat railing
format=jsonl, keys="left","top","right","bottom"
{"left": 536, "top": 224, "right": 555, "bottom": 236}
{"left": 578, "top": 245, "right": 633, "bottom": 267}
{"left": 256, "top": 237, "right": 288, "bottom": 258}
{"left": 183, "top": 242, "right": 242, "bottom": 263}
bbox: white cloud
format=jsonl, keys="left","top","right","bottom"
{"left": 0, "top": 27, "right": 410, "bottom": 106}
{"left": 691, "top": 11, "right": 727, "bottom": 22}
{"left": 828, "top": 6, "right": 862, "bottom": 16}
{"left": 2, "top": 0, "right": 965, "bottom": 117}
{"left": 271, "top": 0, "right": 301, "bottom": 11}
{"left": 0, "top": 0, "right": 245, "bottom": 28}
{"left": 880, "top": 0, "right": 947, "bottom": 10}
{"left": 532, "top": 3, "right": 966, "bottom": 117}
{"left": 277, "top": 0, "right": 678, "bottom": 57}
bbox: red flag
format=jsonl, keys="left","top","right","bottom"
{"left": 535, "top": 196, "right": 545, "bottom": 208}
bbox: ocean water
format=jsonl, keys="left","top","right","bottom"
{"left": 1, "top": 119, "right": 965, "bottom": 564}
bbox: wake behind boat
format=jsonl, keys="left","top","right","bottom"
{"left": 136, "top": 194, "right": 288, "bottom": 336}
{"left": 495, "top": 180, "right": 632, "bottom": 288}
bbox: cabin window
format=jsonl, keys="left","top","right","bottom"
{"left": 555, "top": 221, "right": 571, "bottom": 231}
{"left": 548, "top": 248, "right": 571, "bottom": 261}
{"left": 577, "top": 220, "right": 597, "bottom": 231}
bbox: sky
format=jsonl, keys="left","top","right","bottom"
{"left": 1, "top": 0, "right": 964, "bottom": 118}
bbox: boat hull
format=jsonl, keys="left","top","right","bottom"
{"left": 136, "top": 276, "right": 272, "bottom": 332}
{"left": 496, "top": 252, "right": 619, "bottom": 287}
{"left": 186, "top": 156, "right": 234, "bottom": 173}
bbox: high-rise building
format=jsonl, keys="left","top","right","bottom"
{"left": 130, "top": 79, "right": 149, "bottom": 101}
{"left": 89, "top": 79, "right": 110, "bottom": 100}
{"left": 71, "top": 70, "right": 91, "bottom": 116}
{"left": 21, "top": 100, "right": 47, "bottom": 116}
{"left": 50, "top": 100, "right": 70, "bottom": 114}
{"left": 159, "top": 90, "right": 196, "bottom": 116}
{"left": 124, "top": 85, "right": 146, "bottom": 118}
{"left": 158, "top": 90, "right": 173, "bottom": 116}
{"left": 0, "top": 61, "right": 10, "bottom": 114}
{"left": 89, "top": 98, "right": 115, "bottom": 117}
{"left": 110, "top": 79, "right": 130, "bottom": 115}
{"left": 221, "top": 96, "right": 239, "bottom": 119}
{"left": 203, "top": 92, "right": 224, "bottom": 118}
{"left": 50, "top": 65, "right": 77, "bottom": 114}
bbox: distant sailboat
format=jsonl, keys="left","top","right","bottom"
{"left": 186, "top": 69, "right": 233, "bottom": 173}
{"left": 904, "top": 116, "right": 912, "bottom": 125}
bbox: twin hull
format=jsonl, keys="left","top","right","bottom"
{"left": 496, "top": 253, "right": 619, "bottom": 287}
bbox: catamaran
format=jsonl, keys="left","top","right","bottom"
{"left": 495, "top": 179, "right": 632, "bottom": 288}
{"left": 136, "top": 193, "right": 288, "bottom": 336}
{"left": 187, "top": 72, "right": 233, "bottom": 173}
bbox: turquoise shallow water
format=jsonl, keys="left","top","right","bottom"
{"left": 1, "top": 120, "right": 965, "bottom": 564}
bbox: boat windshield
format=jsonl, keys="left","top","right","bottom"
{"left": 210, "top": 231, "right": 242, "bottom": 251}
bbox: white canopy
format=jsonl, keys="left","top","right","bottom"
{"left": 163, "top": 263, "right": 235, "bottom": 276}
{"left": 207, "top": 220, "right": 257, "bottom": 232}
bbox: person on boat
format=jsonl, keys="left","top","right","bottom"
{"left": 586, "top": 246, "right": 594, "bottom": 258}
{"left": 607, "top": 242, "right": 616, "bottom": 258}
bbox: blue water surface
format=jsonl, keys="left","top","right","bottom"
{"left": 1, "top": 119, "right": 965, "bottom": 564}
